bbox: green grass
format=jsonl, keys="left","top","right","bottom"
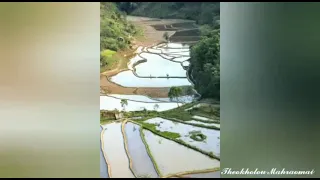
{"left": 121, "top": 102, "right": 220, "bottom": 130}
{"left": 189, "top": 131, "right": 207, "bottom": 142}
{"left": 139, "top": 121, "right": 181, "bottom": 139}
{"left": 100, "top": 118, "right": 115, "bottom": 125}
{"left": 101, "top": 49, "right": 116, "bottom": 57}
{"left": 139, "top": 127, "right": 162, "bottom": 177}
{"left": 158, "top": 115, "right": 220, "bottom": 130}
{"left": 132, "top": 119, "right": 220, "bottom": 161}
{"left": 139, "top": 120, "right": 219, "bottom": 160}
{"left": 124, "top": 111, "right": 159, "bottom": 119}
{"left": 190, "top": 106, "right": 220, "bottom": 119}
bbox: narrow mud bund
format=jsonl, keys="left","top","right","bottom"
{"left": 100, "top": 126, "right": 109, "bottom": 178}
{"left": 100, "top": 95, "right": 181, "bottom": 112}
{"left": 101, "top": 123, "right": 134, "bottom": 178}
{"left": 108, "top": 43, "right": 194, "bottom": 88}
{"left": 123, "top": 121, "right": 159, "bottom": 178}
{"left": 100, "top": 18, "right": 219, "bottom": 178}
{"left": 144, "top": 117, "right": 220, "bottom": 158}
{"left": 142, "top": 129, "right": 220, "bottom": 177}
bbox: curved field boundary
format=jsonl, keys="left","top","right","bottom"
{"left": 131, "top": 120, "right": 220, "bottom": 161}
{"left": 121, "top": 120, "right": 138, "bottom": 178}
{"left": 170, "top": 36, "right": 201, "bottom": 43}
{"left": 128, "top": 120, "right": 220, "bottom": 177}
{"left": 104, "top": 94, "right": 183, "bottom": 104}
{"left": 152, "top": 24, "right": 179, "bottom": 31}
{"left": 144, "top": 48, "right": 190, "bottom": 63}
{"left": 105, "top": 91, "right": 195, "bottom": 104}
{"left": 100, "top": 126, "right": 112, "bottom": 178}
{"left": 144, "top": 46, "right": 190, "bottom": 60}
{"left": 118, "top": 48, "right": 191, "bottom": 79}
{"left": 128, "top": 120, "right": 163, "bottom": 177}
{"left": 162, "top": 167, "right": 220, "bottom": 178}
{"left": 157, "top": 116, "right": 220, "bottom": 131}
{"left": 104, "top": 43, "right": 198, "bottom": 98}
{"left": 170, "top": 22, "right": 198, "bottom": 29}
{"left": 190, "top": 117, "right": 220, "bottom": 125}
{"left": 171, "top": 29, "right": 200, "bottom": 37}
{"left": 154, "top": 42, "right": 190, "bottom": 50}
{"left": 101, "top": 43, "right": 196, "bottom": 97}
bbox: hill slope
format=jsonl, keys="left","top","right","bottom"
{"left": 121, "top": 2, "right": 219, "bottom": 26}
{"left": 100, "top": 2, "right": 139, "bottom": 70}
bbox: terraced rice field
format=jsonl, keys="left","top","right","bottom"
{"left": 100, "top": 17, "right": 219, "bottom": 178}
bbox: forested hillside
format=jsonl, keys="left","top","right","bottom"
{"left": 100, "top": 2, "right": 139, "bottom": 70}
{"left": 189, "top": 28, "right": 220, "bottom": 99}
{"left": 117, "top": 2, "right": 220, "bottom": 26}
{"left": 114, "top": 2, "right": 220, "bottom": 100}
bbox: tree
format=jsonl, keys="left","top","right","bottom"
{"left": 163, "top": 32, "right": 170, "bottom": 42}
{"left": 154, "top": 104, "right": 160, "bottom": 111}
{"left": 120, "top": 99, "right": 128, "bottom": 111}
{"left": 168, "top": 86, "right": 183, "bottom": 107}
{"left": 186, "top": 86, "right": 194, "bottom": 95}
{"left": 189, "top": 27, "right": 220, "bottom": 100}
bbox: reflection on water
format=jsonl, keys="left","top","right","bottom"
{"left": 145, "top": 117, "right": 220, "bottom": 157}
{"left": 143, "top": 130, "right": 219, "bottom": 176}
{"left": 110, "top": 70, "right": 192, "bottom": 87}
{"left": 100, "top": 126, "right": 109, "bottom": 178}
{"left": 101, "top": 123, "right": 134, "bottom": 178}
{"left": 128, "top": 55, "right": 144, "bottom": 70}
{"left": 125, "top": 123, "right": 159, "bottom": 178}
{"left": 154, "top": 95, "right": 194, "bottom": 103}
{"left": 187, "top": 120, "right": 220, "bottom": 128}
{"left": 165, "top": 43, "right": 189, "bottom": 49}
{"left": 182, "top": 61, "right": 190, "bottom": 66}
{"left": 101, "top": 41, "right": 220, "bottom": 178}
{"left": 100, "top": 96, "right": 181, "bottom": 112}
{"left": 107, "top": 94, "right": 163, "bottom": 103}
{"left": 136, "top": 53, "right": 186, "bottom": 77}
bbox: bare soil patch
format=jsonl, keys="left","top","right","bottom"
{"left": 100, "top": 16, "right": 198, "bottom": 98}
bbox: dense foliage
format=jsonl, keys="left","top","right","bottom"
{"left": 118, "top": 2, "right": 220, "bottom": 26}
{"left": 112, "top": 2, "right": 220, "bottom": 100}
{"left": 189, "top": 28, "right": 220, "bottom": 99}
{"left": 100, "top": 2, "right": 138, "bottom": 68}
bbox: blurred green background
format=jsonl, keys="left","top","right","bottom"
{"left": 0, "top": 2, "right": 99, "bottom": 178}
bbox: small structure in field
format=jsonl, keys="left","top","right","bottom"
{"left": 100, "top": 110, "right": 124, "bottom": 120}
{"left": 115, "top": 112, "right": 124, "bottom": 120}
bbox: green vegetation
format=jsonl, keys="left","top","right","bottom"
{"left": 100, "top": 118, "right": 115, "bottom": 125}
{"left": 124, "top": 110, "right": 158, "bottom": 119}
{"left": 120, "top": 2, "right": 220, "bottom": 26}
{"left": 139, "top": 121, "right": 181, "bottom": 139}
{"left": 100, "top": 2, "right": 141, "bottom": 71}
{"left": 168, "top": 86, "right": 183, "bottom": 106}
{"left": 153, "top": 104, "right": 159, "bottom": 111}
{"left": 139, "top": 127, "right": 162, "bottom": 177}
{"left": 158, "top": 116, "right": 220, "bottom": 131}
{"left": 101, "top": 49, "right": 116, "bottom": 57}
{"left": 189, "top": 27, "right": 220, "bottom": 99}
{"left": 160, "top": 102, "right": 219, "bottom": 124}
{"left": 189, "top": 131, "right": 207, "bottom": 142}
{"left": 118, "top": 2, "right": 220, "bottom": 100}
{"left": 100, "top": 49, "right": 117, "bottom": 72}
{"left": 189, "top": 106, "right": 220, "bottom": 120}
{"left": 120, "top": 99, "right": 128, "bottom": 111}
{"left": 135, "top": 119, "right": 219, "bottom": 160}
